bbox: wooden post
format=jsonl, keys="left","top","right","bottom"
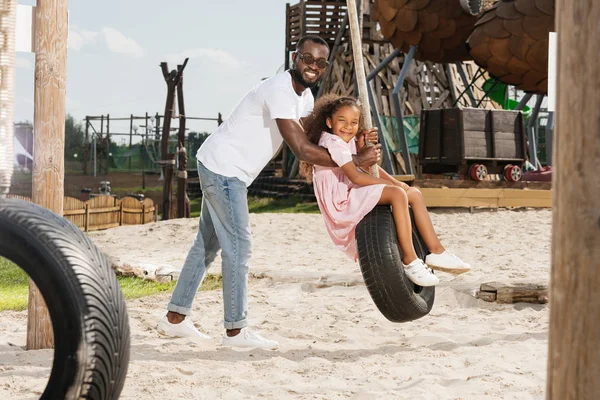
{"left": 83, "top": 117, "right": 89, "bottom": 175}
{"left": 176, "top": 62, "right": 190, "bottom": 218}
{"left": 128, "top": 114, "right": 133, "bottom": 170}
{"left": 84, "top": 204, "right": 89, "bottom": 232}
{"left": 29, "top": 0, "right": 69, "bottom": 350}
{"left": 106, "top": 114, "right": 110, "bottom": 173}
{"left": 547, "top": 1, "right": 600, "bottom": 398}
{"left": 346, "top": 0, "right": 377, "bottom": 177}
{"left": 159, "top": 60, "right": 188, "bottom": 220}
{"left": 100, "top": 115, "right": 104, "bottom": 173}
{"left": 160, "top": 63, "right": 177, "bottom": 220}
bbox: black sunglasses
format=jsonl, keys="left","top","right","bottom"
{"left": 296, "top": 52, "right": 329, "bottom": 69}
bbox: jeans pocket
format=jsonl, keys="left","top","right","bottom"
{"left": 198, "top": 162, "right": 217, "bottom": 194}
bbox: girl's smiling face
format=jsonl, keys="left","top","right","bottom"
{"left": 326, "top": 105, "right": 361, "bottom": 143}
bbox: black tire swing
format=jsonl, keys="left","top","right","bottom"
{"left": 0, "top": 199, "right": 130, "bottom": 399}
{"left": 356, "top": 206, "right": 435, "bottom": 323}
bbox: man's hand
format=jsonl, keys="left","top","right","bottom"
{"left": 354, "top": 144, "right": 382, "bottom": 168}
{"left": 356, "top": 127, "right": 379, "bottom": 150}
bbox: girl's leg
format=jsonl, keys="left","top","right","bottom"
{"left": 378, "top": 186, "right": 418, "bottom": 264}
{"left": 406, "top": 187, "right": 444, "bottom": 254}
{"left": 406, "top": 187, "right": 471, "bottom": 274}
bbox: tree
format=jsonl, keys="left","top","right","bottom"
{"left": 64, "top": 114, "right": 84, "bottom": 161}
{"left": 187, "top": 131, "right": 209, "bottom": 156}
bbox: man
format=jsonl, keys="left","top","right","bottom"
{"left": 157, "top": 35, "right": 381, "bottom": 349}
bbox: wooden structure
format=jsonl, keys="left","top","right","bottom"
{"left": 285, "top": 0, "right": 352, "bottom": 70}
{"left": 547, "top": 0, "right": 600, "bottom": 397}
{"left": 371, "top": 0, "right": 480, "bottom": 63}
{"left": 284, "top": 1, "right": 503, "bottom": 175}
{"left": 28, "top": 0, "right": 70, "bottom": 351}
{"left": 7, "top": 194, "right": 157, "bottom": 231}
{"left": 468, "top": 0, "right": 555, "bottom": 94}
{"left": 476, "top": 282, "right": 549, "bottom": 304}
{"left": 419, "top": 108, "right": 526, "bottom": 180}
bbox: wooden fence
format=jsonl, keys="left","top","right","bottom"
{"left": 7, "top": 194, "right": 157, "bottom": 232}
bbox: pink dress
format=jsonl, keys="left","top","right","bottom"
{"left": 313, "top": 132, "right": 386, "bottom": 261}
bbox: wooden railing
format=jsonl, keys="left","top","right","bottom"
{"left": 7, "top": 195, "right": 157, "bottom": 232}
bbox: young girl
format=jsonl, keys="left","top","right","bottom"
{"left": 301, "top": 95, "right": 470, "bottom": 287}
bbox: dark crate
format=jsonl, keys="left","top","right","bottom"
{"left": 418, "top": 108, "right": 526, "bottom": 174}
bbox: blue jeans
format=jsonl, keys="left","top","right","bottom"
{"left": 168, "top": 161, "right": 251, "bottom": 330}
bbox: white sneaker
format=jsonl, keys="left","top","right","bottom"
{"left": 222, "top": 328, "right": 279, "bottom": 350}
{"left": 156, "top": 315, "right": 211, "bottom": 340}
{"left": 402, "top": 258, "right": 439, "bottom": 287}
{"left": 425, "top": 250, "right": 471, "bottom": 274}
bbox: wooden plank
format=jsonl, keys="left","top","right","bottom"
{"left": 63, "top": 209, "right": 86, "bottom": 216}
{"left": 479, "top": 282, "right": 549, "bottom": 304}
{"left": 87, "top": 222, "right": 120, "bottom": 231}
{"left": 475, "top": 291, "right": 497, "bottom": 302}
{"left": 419, "top": 187, "right": 552, "bottom": 208}
{"left": 392, "top": 174, "right": 416, "bottom": 183}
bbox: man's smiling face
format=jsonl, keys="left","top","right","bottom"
{"left": 290, "top": 41, "right": 329, "bottom": 89}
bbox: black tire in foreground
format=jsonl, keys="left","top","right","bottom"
{"left": 0, "top": 198, "right": 130, "bottom": 399}
{"left": 356, "top": 205, "right": 435, "bottom": 323}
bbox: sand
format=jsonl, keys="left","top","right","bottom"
{"left": 0, "top": 208, "right": 552, "bottom": 399}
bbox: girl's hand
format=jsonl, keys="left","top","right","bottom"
{"left": 393, "top": 180, "right": 410, "bottom": 191}
{"left": 356, "top": 127, "right": 379, "bottom": 149}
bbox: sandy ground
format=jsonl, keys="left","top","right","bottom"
{"left": 0, "top": 208, "right": 552, "bottom": 399}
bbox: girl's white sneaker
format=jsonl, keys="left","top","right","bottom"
{"left": 402, "top": 259, "right": 439, "bottom": 287}
{"left": 425, "top": 251, "right": 471, "bottom": 274}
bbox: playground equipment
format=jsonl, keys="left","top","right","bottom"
{"left": 419, "top": 107, "right": 526, "bottom": 181}
{"left": 371, "top": 0, "right": 482, "bottom": 63}
{"left": 346, "top": 0, "right": 435, "bottom": 322}
{"left": 0, "top": 199, "right": 131, "bottom": 399}
{"left": 468, "top": 0, "right": 555, "bottom": 94}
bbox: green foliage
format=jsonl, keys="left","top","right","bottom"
{"left": 0, "top": 257, "right": 222, "bottom": 311}
{"left": 65, "top": 114, "right": 85, "bottom": 161}
{"left": 187, "top": 132, "right": 210, "bottom": 157}
{"left": 189, "top": 196, "right": 320, "bottom": 217}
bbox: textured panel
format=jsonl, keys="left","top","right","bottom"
{"left": 467, "top": 0, "right": 555, "bottom": 93}
{"left": 373, "top": 0, "right": 480, "bottom": 63}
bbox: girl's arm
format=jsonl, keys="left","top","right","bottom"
{"left": 341, "top": 162, "right": 391, "bottom": 187}
{"left": 377, "top": 166, "right": 410, "bottom": 190}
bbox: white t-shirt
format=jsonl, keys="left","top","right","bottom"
{"left": 197, "top": 71, "right": 314, "bottom": 186}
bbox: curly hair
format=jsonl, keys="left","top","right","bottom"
{"left": 300, "top": 94, "right": 364, "bottom": 181}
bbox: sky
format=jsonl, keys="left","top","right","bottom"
{"left": 14, "top": 0, "right": 295, "bottom": 144}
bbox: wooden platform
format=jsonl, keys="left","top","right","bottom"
{"left": 392, "top": 178, "right": 552, "bottom": 208}
{"left": 419, "top": 187, "right": 551, "bottom": 208}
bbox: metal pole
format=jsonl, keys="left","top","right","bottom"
{"left": 514, "top": 92, "right": 533, "bottom": 111}
{"left": 93, "top": 133, "right": 96, "bottom": 177}
{"left": 455, "top": 62, "right": 478, "bottom": 107}
{"left": 391, "top": 45, "right": 417, "bottom": 175}
{"left": 527, "top": 94, "right": 544, "bottom": 170}
{"left": 365, "top": 49, "right": 402, "bottom": 175}
{"left": 546, "top": 111, "right": 554, "bottom": 166}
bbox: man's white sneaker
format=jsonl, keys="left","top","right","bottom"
{"left": 156, "top": 315, "right": 211, "bottom": 340}
{"left": 425, "top": 250, "right": 471, "bottom": 274}
{"left": 402, "top": 258, "right": 439, "bottom": 287}
{"left": 222, "top": 328, "right": 279, "bottom": 350}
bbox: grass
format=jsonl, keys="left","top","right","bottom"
{"left": 190, "top": 195, "right": 320, "bottom": 217}
{"left": 0, "top": 257, "right": 222, "bottom": 312}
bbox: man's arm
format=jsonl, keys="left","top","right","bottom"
{"left": 276, "top": 119, "right": 381, "bottom": 168}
